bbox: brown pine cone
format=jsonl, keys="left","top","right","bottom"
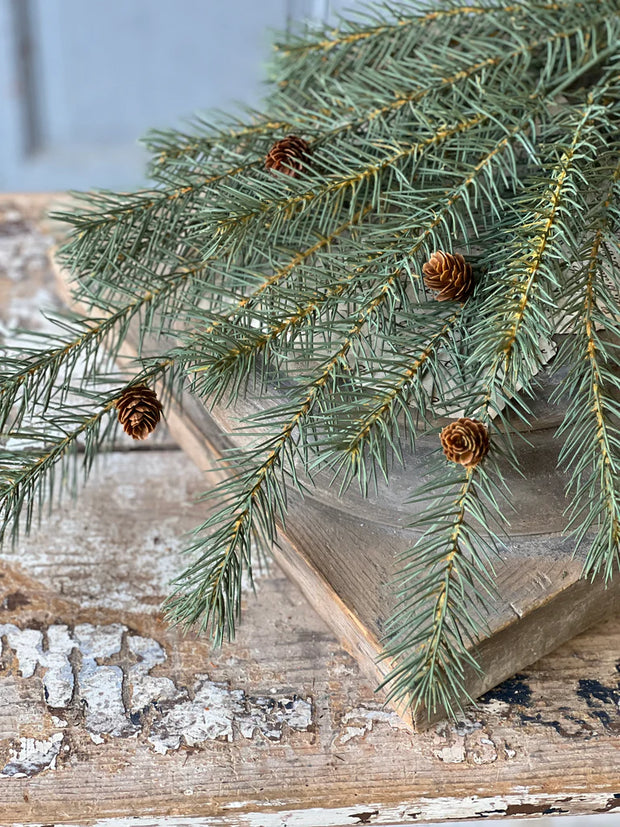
{"left": 422, "top": 251, "right": 473, "bottom": 302}
{"left": 265, "top": 135, "right": 309, "bottom": 177}
{"left": 116, "top": 384, "right": 163, "bottom": 440}
{"left": 440, "top": 418, "right": 489, "bottom": 468}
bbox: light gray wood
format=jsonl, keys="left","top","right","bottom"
{"left": 2, "top": 194, "right": 620, "bottom": 825}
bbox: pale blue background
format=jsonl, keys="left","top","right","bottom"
{"left": 0, "top": 0, "right": 349, "bottom": 190}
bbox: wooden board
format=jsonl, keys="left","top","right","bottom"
{"left": 2, "top": 194, "right": 620, "bottom": 825}
{"left": 48, "top": 216, "right": 620, "bottom": 730}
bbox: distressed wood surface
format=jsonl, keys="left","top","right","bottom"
{"left": 50, "top": 197, "right": 620, "bottom": 727}
{"left": 1, "top": 194, "right": 620, "bottom": 825}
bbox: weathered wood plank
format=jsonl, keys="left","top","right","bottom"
{"left": 48, "top": 194, "right": 620, "bottom": 726}
{"left": 1, "top": 195, "right": 620, "bottom": 826}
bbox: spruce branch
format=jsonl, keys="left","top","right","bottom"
{"left": 0, "top": 396, "right": 118, "bottom": 545}
{"left": 380, "top": 438, "right": 509, "bottom": 717}
{"left": 467, "top": 95, "right": 608, "bottom": 414}
{"left": 148, "top": 9, "right": 592, "bottom": 181}
{"left": 0, "top": 359, "right": 175, "bottom": 545}
{"left": 166, "top": 269, "right": 400, "bottom": 639}
{"left": 274, "top": 0, "right": 587, "bottom": 65}
{"left": 323, "top": 308, "right": 464, "bottom": 494}
{"left": 5, "top": 0, "right": 620, "bottom": 723}
{"left": 554, "top": 149, "right": 620, "bottom": 582}
{"left": 0, "top": 263, "right": 195, "bottom": 433}
{"left": 380, "top": 95, "right": 614, "bottom": 719}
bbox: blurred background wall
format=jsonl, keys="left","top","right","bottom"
{"left": 0, "top": 0, "right": 348, "bottom": 191}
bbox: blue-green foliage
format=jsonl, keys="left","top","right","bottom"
{"left": 1, "top": 0, "right": 620, "bottom": 718}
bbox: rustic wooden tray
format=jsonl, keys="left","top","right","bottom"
{"left": 53, "top": 259, "right": 620, "bottom": 729}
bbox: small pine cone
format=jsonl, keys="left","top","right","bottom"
{"left": 422, "top": 251, "right": 473, "bottom": 302}
{"left": 116, "top": 384, "right": 163, "bottom": 440}
{"left": 440, "top": 417, "right": 489, "bottom": 468}
{"left": 265, "top": 135, "right": 309, "bottom": 177}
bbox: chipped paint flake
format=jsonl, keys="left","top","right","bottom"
{"left": 74, "top": 623, "right": 135, "bottom": 739}
{"left": 148, "top": 678, "right": 312, "bottom": 754}
{"left": 0, "top": 623, "right": 75, "bottom": 708}
{"left": 338, "top": 706, "right": 405, "bottom": 744}
{"left": 43, "top": 625, "right": 75, "bottom": 707}
{"left": 0, "top": 625, "right": 44, "bottom": 678}
{"left": 1, "top": 733, "right": 63, "bottom": 778}
{"left": 127, "top": 635, "right": 181, "bottom": 713}
{"left": 148, "top": 679, "right": 244, "bottom": 752}
{"left": 0, "top": 622, "right": 313, "bottom": 762}
{"left": 434, "top": 743, "right": 466, "bottom": 763}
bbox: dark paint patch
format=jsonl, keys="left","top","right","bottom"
{"left": 519, "top": 711, "right": 595, "bottom": 739}
{"left": 349, "top": 811, "right": 379, "bottom": 824}
{"left": 480, "top": 673, "right": 532, "bottom": 707}
{"left": 0, "top": 592, "right": 31, "bottom": 611}
{"left": 595, "top": 794, "right": 620, "bottom": 813}
{"left": 578, "top": 678, "right": 620, "bottom": 706}
{"left": 505, "top": 803, "right": 569, "bottom": 817}
{"left": 576, "top": 678, "right": 620, "bottom": 729}
{"left": 475, "top": 809, "right": 506, "bottom": 818}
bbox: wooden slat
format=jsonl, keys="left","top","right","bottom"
{"left": 2, "top": 194, "right": 620, "bottom": 824}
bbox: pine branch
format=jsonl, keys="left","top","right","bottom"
{"left": 554, "top": 149, "right": 620, "bottom": 581}
{"left": 380, "top": 95, "right": 612, "bottom": 718}
{"left": 275, "top": 0, "right": 583, "bottom": 62}
{"left": 0, "top": 358, "right": 175, "bottom": 545}
{"left": 148, "top": 9, "right": 595, "bottom": 180}
{"left": 0, "top": 263, "right": 195, "bottom": 432}
{"left": 322, "top": 308, "right": 464, "bottom": 494}
{"left": 380, "top": 441, "right": 509, "bottom": 718}
{"left": 166, "top": 269, "right": 400, "bottom": 640}
{"left": 8, "top": 0, "right": 620, "bottom": 723}
{"left": 467, "top": 96, "right": 607, "bottom": 413}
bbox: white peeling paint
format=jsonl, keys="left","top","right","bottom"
{"left": 434, "top": 742, "right": 466, "bottom": 763}
{"left": 148, "top": 677, "right": 312, "bottom": 754}
{"left": 43, "top": 625, "right": 76, "bottom": 707}
{"left": 0, "top": 625, "right": 44, "bottom": 678}
{"left": 0, "top": 733, "right": 63, "bottom": 778}
{"left": 338, "top": 705, "right": 405, "bottom": 744}
{"left": 148, "top": 678, "right": 245, "bottom": 753}
{"left": 74, "top": 623, "right": 134, "bottom": 739}
{"left": 127, "top": 635, "right": 181, "bottom": 713}
{"left": 0, "top": 622, "right": 313, "bottom": 771}
{"left": 0, "top": 623, "right": 76, "bottom": 709}
{"left": 12, "top": 790, "right": 619, "bottom": 826}
{"left": 432, "top": 718, "right": 500, "bottom": 765}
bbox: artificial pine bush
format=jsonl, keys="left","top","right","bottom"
{"left": 1, "top": 0, "right": 619, "bottom": 720}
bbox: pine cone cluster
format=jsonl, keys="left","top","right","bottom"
{"left": 116, "top": 384, "right": 163, "bottom": 440}
{"left": 440, "top": 417, "right": 489, "bottom": 468}
{"left": 265, "top": 135, "right": 309, "bottom": 177}
{"left": 423, "top": 251, "right": 473, "bottom": 302}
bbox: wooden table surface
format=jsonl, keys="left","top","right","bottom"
{"left": 0, "top": 194, "right": 619, "bottom": 826}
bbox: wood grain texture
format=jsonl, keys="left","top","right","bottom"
{"left": 48, "top": 195, "right": 620, "bottom": 726}
{"left": 161, "top": 400, "right": 620, "bottom": 729}
{"left": 1, "top": 195, "right": 620, "bottom": 825}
